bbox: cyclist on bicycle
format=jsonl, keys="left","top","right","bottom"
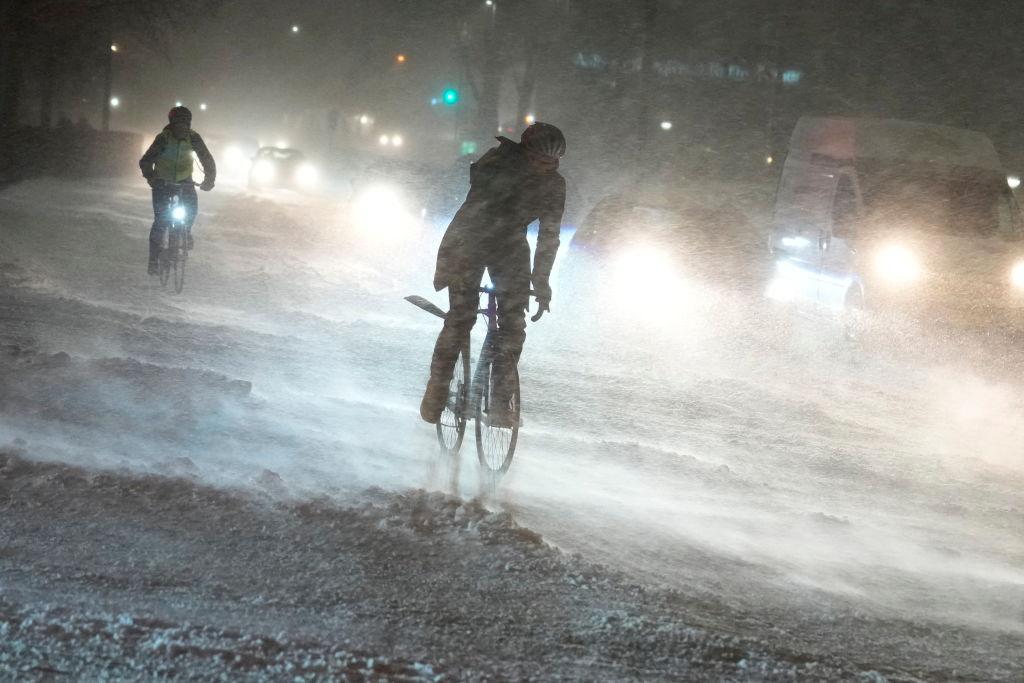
{"left": 420, "top": 122, "right": 567, "bottom": 426}
{"left": 139, "top": 105, "right": 216, "bottom": 275}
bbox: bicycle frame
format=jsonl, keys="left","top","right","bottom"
{"left": 467, "top": 288, "right": 501, "bottom": 414}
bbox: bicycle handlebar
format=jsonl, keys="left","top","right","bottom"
{"left": 479, "top": 286, "right": 548, "bottom": 321}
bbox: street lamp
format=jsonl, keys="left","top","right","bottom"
{"left": 110, "top": 96, "right": 120, "bottom": 108}
{"left": 396, "top": 53, "right": 407, "bottom": 64}
{"left": 291, "top": 24, "right": 300, "bottom": 33}
{"left": 200, "top": 103, "right": 207, "bottom": 111}
{"left": 660, "top": 120, "right": 673, "bottom": 131}
{"left": 110, "top": 43, "right": 119, "bottom": 52}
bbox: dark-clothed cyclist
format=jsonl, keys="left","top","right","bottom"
{"left": 139, "top": 106, "right": 216, "bottom": 275}
{"left": 421, "top": 122, "right": 567, "bottom": 426}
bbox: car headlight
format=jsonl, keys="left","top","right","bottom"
{"left": 350, "top": 184, "right": 417, "bottom": 240}
{"left": 874, "top": 244, "right": 921, "bottom": 285}
{"left": 609, "top": 244, "right": 687, "bottom": 321}
{"left": 1010, "top": 261, "right": 1024, "bottom": 289}
{"left": 224, "top": 145, "right": 246, "bottom": 170}
{"left": 295, "top": 162, "right": 319, "bottom": 188}
{"left": 171, "top": 205, "right": 187, "bottom": 221}
{"left": 252, "top": 160, "right": 276, "bottom": 184}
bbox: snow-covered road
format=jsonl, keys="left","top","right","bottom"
{"left": 0, "top": 178, "right": 1021, "bottom": 678}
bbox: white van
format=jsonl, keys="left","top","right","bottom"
{"left": 766, "top": 117, "right": 1024, "bottom": 318}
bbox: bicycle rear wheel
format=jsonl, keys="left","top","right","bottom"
{"left": 435, "top": 343, "right": 470, "bottom": 454}
{"left": 475, "top": 359, "right": 519, "bottom": 473}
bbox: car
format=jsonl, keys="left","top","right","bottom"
{"left": 570, "top": 184, "right": 770, "bottom": 294}
{"left": 248, "top": 147, "right": 320, "bottom": 191}
{"left": 766, "top": 117, "right": 1024, "bottom": 324}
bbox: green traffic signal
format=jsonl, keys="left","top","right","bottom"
{"left": 442, "top": 88, "right": 459, "bottom": 106}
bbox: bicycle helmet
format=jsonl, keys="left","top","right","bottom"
{"left": 520, "top": 122, "right": 566, "bottom": 159}
{"left": 168, "top": 106, "right": 192, "bottom": 124}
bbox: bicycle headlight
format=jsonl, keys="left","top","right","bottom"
{"left": 873, "top": 244, "right": 921, "bottom": 285}
{"left": 171, "top": 205, "right": 187, "bottom": 221}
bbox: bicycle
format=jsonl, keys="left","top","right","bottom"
{"left": 406, "top": 286, "right": 544, "bottom": 474}
{"left": 156, "top": 181, "right": 196, "bottom": 294}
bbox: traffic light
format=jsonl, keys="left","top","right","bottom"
{"left": 442, "top": 87, "right": 459, "bottom": 106}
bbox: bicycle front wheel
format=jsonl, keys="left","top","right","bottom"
{"left": 475, "top": 359, "right": 519, "bottom": 473}
{"left": 172, "top": 239, "right": 187, "bottom": 294}
{"left": 435, "top": 343, "right": 470, "bottom": 455}
{"left": 158, "top": 247, "right": 171, "bottom": 287}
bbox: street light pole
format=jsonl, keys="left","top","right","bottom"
{"left": 102, "top": 34, "right": 113, "bottom": 131}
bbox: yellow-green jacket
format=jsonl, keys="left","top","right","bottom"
{"left": 139, "top": 126, "right": 216, "bottom": 183}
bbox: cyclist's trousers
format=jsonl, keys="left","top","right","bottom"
{"left": 149, "top": 184, "right": 198, "bottom": 266}
{"left": 429, "top": 240, "right": 530, "bottom": 401}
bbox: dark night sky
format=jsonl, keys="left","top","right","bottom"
{"left": 42, "top": 0, "right": 1024, "bottom": 167}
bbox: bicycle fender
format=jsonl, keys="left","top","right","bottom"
{"left": 405, "top": 295, "right": 446, "bottom": 319}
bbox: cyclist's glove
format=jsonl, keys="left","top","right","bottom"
{"left": 200, "top": 178, "right": 215, "bottom": 192}
{"left": 532, "top": 276, "right": 552, "bottom": 319}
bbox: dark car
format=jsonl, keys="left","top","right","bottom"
{"left": 570, "top": 185, "right": 769, "bottom": 295}
{"left": 248, "top": 147, "right": 320, "bottom": 191}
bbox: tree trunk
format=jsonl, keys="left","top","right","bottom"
{"left": 475, "top": 26, "right": 500, "bottom": 145}
{"left": 0, "top": 0, "right": 25, "bottom": 130}
{"left": 632, "top": 0, "right": 658, "bottom": 181}
{"left": 39, "top": 43, "right": 59, "bottom": 128}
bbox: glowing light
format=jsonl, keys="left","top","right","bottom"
{"left": 224, "top": 145, "right": 246, "bottom": 171}
{"left": 874, "top": 244, "right": 921, "bottom": 285}
{"left": 175, "top": 101, "right": 182, "bottom": 107}
{"left": 610, "top": 244, "right": 686, "bottom": 322}
{"left": 485, "top": 0, "right": 493, "bottom": 5}
{"left": 660, "top": 120, "right": 673, "bottom": 131}
{"left": 291, "top": 24, "right": 300, "bottom": 33}
{"left": 275, "top": 139, "right": 288, "bottom": 149}
{"left": 766, "top": 155, "right": 774, "bottom": 165}
{"left": 780, "top": 235, "right": 810, "bottom": 249}
{"left": 524, "top": 113, "right": 536, "bottom": 125}
{"left": 442, "top": 88, "right": 459, "bottom": 106}
{"left": 359, "top": 114, "right": 370, "bottom": 125}
{"left": 110, "top": 44, "right": 119, "bottom": 53}
{"left": 1011, "top": 261, "right": 1024, "bottom": 289}
{"left": 295, "top": 162, "right": 319, "bottom": 188}
{"left": 199, "top": 102, "right": 207, "bottom": 111}
{"left": 109, "top": 96, "right": 120, "bottom": 108}
{"left": 379, "top": 134, "right": 390, "bottom": 146}
{"left": 350, "top": 184, "right": 418, "bottom": 241}
{"left": 391, "top": 134, "right": 404, "bottom": 147}
{"left": 171, "top": 206, "right": 187, "bottom": 221}
{"left": 396, "top": 53, "right": 406, "bottom": 63}
{"left": 252, "top": 160, "right": 276, "bottom": 184}
{"left": 1008, "top": 175, "right": 1021, "bottom": 190}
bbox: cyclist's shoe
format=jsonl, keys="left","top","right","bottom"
{"left": 420, "top": 376, "right": 449, "bottom": 424}
{"left": 187, "top": 233, "right": 195, "bottom": 250}
{"left": 147, "top": 261, "right": 158, "bottom": 276}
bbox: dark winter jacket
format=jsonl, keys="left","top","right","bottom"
{"left": 433, "top": 137, "right": 566, "bottom": 291}
{"left": 139, "top": 126, "right": 216, "bottom": 183}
